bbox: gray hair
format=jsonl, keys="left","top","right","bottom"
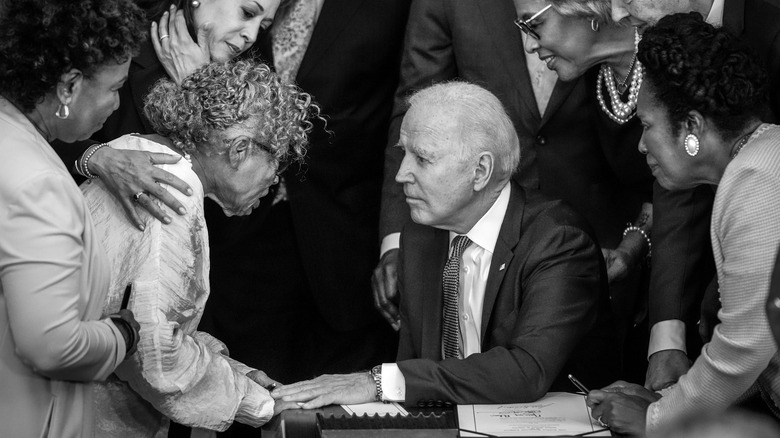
{"left": 549, "top": 0, "right": 613, "bottom": 23}
{"left": 407, "top": 81, "right": 520, "bottom": 181}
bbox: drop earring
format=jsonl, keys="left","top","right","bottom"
{"left": 191, "top": 0, "right": 200, "bottom": 8}
{"left": 684, "top": 134, "right": 700, "bottom": 156}
{"left": 55, "top": 103, "right": 70, "bottom": 119}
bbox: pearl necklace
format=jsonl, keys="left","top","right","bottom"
{"left": 596, "top": 28, "right": 643, "bottom": 125}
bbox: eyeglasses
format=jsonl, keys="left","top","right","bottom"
{"left": 514, "top": 4, "right": 552, "bottom": 40}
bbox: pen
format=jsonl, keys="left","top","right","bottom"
{"left": 568, "top": 374, "right": 590, "bottom": 394}
{"left": 120, "top": 283, "right": 133, "bottom": 310}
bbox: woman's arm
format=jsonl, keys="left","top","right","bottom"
{"left": 646, "top": 160, "right": 780, "bottom": 431}
{"left": 107, "top": 188, "right": 273, "bottom": 430}
{"left": 1, "top": 173, "right": 125, "bottom": 380}
{"left": 602, "top": 202, "right": 652, "bottom": 282}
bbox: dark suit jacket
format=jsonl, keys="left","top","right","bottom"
{"left": 250, "top": 0, "right": 411, "bottom": 331}
{"left": 85, "top": 1, "right": 411, "bottom": 334}
{"left": 379, "top": 0, "right": 652, "bottom": 251}
{"left": 648, "top": 0, "right": 780, "bottom": 344}
{"left": 395, "top": 182, "right": 618, "bottom": 405}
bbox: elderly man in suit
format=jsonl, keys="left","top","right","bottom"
{"left": 271, "top": 82, "right": 617, "bottom": 408}
{"left": 608, "top": 0, "right": 780, "bottom": 391}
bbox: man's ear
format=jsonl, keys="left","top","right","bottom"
{"left": 227, "top": 139, "right": 250, "bottom": 169}
{"left": 473, "top": 151, "right": 494, "bottom": 191}
{"left": 57, "top": 69, "right": 83, "bottom": 106}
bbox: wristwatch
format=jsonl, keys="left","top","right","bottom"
{"left": 370, "top": 364, "right": 383, "bottom": 402}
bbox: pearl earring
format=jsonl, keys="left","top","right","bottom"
{"left": 191, "top": 0, "right": 200, "bottom": 8}
{"left": 684, "top": 134, "right": 700, "bottom": 156}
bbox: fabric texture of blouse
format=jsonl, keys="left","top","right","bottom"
{"left": 646, "top": 123, "right": 780, "bottom": 431}
{"left": 0, "top": 97, "right": 126, "bottom": 438}
{"left": 84, "top": 135, "right": 273, "bottom": 436}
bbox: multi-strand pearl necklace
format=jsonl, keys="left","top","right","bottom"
{"left": 596, "top": 27, "right": 643, "bottom": 124}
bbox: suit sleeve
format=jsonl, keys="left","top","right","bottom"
{"left": 379, "top": 0, "right": 456, "bottom": 239}
{"left": 397, "top": 221, "right": 602, "bottom": 404}
{"left": 648, "top": 183, "right": 716, "bottom": 338}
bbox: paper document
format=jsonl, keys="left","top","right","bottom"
{"left": 458, "top": 392, "right": 609, "bottom": 437}
{"left": 341, "top": 402, "right": 409, "bottom": 417}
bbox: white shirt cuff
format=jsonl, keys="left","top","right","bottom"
{"left": 380, "top": 233, "right": 401, "bottom": 258}
{"left": 647, "top": 320, "right": 687, "bottom": 359}
{"left": 381, "top": 363, "right": 405, "bottom": 402}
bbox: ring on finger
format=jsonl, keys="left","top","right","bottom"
{"left": 597, "top": 415, "right": 609, "bottom": 428}
{"left": 132, "top": 191, "right": 146, "bottom": 203}
{"left": 159, "top": 34, "right": 170, "bottom": 41}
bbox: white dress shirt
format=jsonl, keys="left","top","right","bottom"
{"left": 382, "top": 183, "right": 512, "bottom": 401}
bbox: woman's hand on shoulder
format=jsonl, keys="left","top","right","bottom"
{"left": 88, "top": 146, "right": 192, "bottom": 230}
{"left": 151, "top": 5, "right": 213, "bottom": 85}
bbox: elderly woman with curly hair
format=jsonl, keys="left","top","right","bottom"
{"left": 0, "top": 0, "right": 146, "bottom": 437}
{"left": 586, "top": 13, "right": 780, "bottom": 435}
{"left": 85, "top": 59, "right": 315, "bottom": 436}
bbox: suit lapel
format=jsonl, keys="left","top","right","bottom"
{"left": 480, "top": 182, "right": 525, "bottom": 338}
{"left": 295, "top": 0, "right": 366, "bottom": 82}
{"left": 419, "top": 227, "right": 450, "bottom": 361}
{"left": 540, "top": 78, "right": 577, "bottom": 126}
{"left": 476, "top": 0, "right": 541, "bottom": 122}
{"left": 723, "top": 0, "right": 746, "bottom": 37}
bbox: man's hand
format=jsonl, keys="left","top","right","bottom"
{"left": 273, "top": 400, "right": 301, "bottom": 416}
{"left": 88, "top": 146, "right": 192, "bottom": 230}
{"left": 372, "top": 249, "right": 400, "bottom": 331}
{"left": 271, "top": 373, "right": 376, "bottom": 409}
{"left": 645, "top": 349, "right": 690, "bottom": 391}
{"left": 586, "top": 389, "right": 652, "bottom": 436}
{"left": 151, "top": 5, "right": 213, "bottom": 85}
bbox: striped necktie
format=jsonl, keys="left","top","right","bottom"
{"left": 442, "top": 235, "right": 471, "bottom": 359}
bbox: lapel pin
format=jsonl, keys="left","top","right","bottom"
{"left": 499, "top": 263, "right": 506, "bottom": 271}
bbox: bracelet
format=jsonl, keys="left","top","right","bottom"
{"left": 109, "top": 314, "right": 137, "bottom": 354}
{"left": 370, "top": 365, "right": 383, "bottom": 402}
{"left": 623, "top": 224, "right": 652, "bottom": 258}
{"left": 75, "top": 142, "right": 109, "bottom": 179}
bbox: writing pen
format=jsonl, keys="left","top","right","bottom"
{"left": 120, "top": 283, "right": 133, "bottom": 310}
{"left": 568, "top": 374, "right": 590, "bottom": 394}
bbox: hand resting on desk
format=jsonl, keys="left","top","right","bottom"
{"left": 271, "top": 373, "right": 377, "bottom": 410}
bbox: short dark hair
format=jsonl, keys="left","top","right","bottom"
{"left": 638, "top": 12, "right": 769, "bottom": 139}
{"left": 0, "top": 0, "right": 146, "bottom": 112}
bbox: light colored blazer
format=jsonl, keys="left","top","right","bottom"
{"left": 0, "top": 97, "right": 126, "bottom": 438}
{"left": 647, "top": 124, "right": 780, "bottom": 431}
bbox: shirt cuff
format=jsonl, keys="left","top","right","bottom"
{"left": 648, "top": 320, "right": 687, "bottom": 359}
{"left": 381, "top": 363, "right": 405, "bottom": 402}
{"left": 234, "top": 378, "right": 274, "bottom": 428}
{"left": 380, "top": 233, "right": 401, "bottom": 258}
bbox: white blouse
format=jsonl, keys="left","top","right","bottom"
{"left": 84, "top": 135, "right": 273, "bottom": 436}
